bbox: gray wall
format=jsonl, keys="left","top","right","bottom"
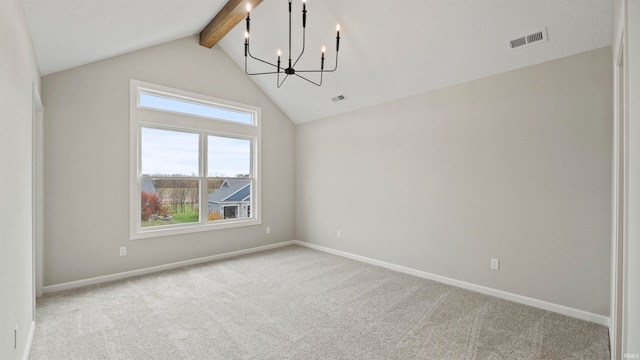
{"left": 42, "top": 36, "right": 296, "bottom": 286}
{"left": 296, "top": 47, "right": 613, "bottom": 316}
{"left": 0, "top": 1, "right": 41, "bottom": 359}
{"left": 614, "top": 0, "right": 623, "bottom": 46}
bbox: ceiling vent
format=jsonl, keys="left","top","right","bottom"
{"left": 509, "top": 28, "right": 547, "bottom": 50}
{"left": 331, "top": 94, "right": 348, "bottom": 102}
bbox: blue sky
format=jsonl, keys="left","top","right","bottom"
{"left": 141, "top": 127, "right": 250, "bottom": 177}
{"left": 139, "top": 93, "right": 252, "bottom": 125}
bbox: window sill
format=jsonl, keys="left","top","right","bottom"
{"left": 130, "top": 218, "right": 262, "bottom": 240}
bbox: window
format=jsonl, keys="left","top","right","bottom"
{"left": 223, "top": 206, "right": 238, "bottom": 219}
{"left": 130, "top": 80, "right": 261, "bottom": 239}
{"left": 139, "top": 93, "right": 253, "bottom": 125}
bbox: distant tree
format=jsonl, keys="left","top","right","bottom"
{"left": 151, "top": 178, "right": 199, "bottom": 214}
{"left": 169, "top": 181, "right": 188, "bottom": 213}
{"left": 187, "top": 183, "right": 198, "bottom": 212}
{"left": 208, "top": 179, "right": 224, "bottom": 194}
{"left": 153, "top": 179, "right": 168, "bottom": 204}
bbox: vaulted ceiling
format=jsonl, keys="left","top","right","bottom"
{"left": 22, "top": 0, "right": 612, "bottom": 124}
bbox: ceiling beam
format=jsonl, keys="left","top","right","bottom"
{"left": 200, "top": 0, "right": 263, "bottom": 49}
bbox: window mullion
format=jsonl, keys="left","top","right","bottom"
{"left": 200, "top": 132, "right": 207, "bottom": 225}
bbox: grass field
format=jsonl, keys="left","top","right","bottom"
{"left": 141, "top": 212, "right": 199, "bottom": 227}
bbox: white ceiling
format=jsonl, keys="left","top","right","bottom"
{"left": 22, "top": 0, "right": 612, "bottom": 124}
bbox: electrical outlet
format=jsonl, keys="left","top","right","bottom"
{"left": 491, "top": 258, "right": 500, "bottom": 270}
{"left": 266, "top": 226, "right": 271, "bottom": 234}
{"left": 120, "top": 247, "right": 127, "bottom": 256}
{"left": 337, "top": 230, "right": 341, "bottom": 238}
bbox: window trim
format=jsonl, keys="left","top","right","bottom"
{"left": 130, "top": 79, "right": 261, "bottom": 240}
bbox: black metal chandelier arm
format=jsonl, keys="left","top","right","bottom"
{"left": 291, "top": 53, "right": 339, "bottom": 73}
{"left": 244, "top": 52, "right": 281, "bottom": 76}
{"left": 294, "top": 72, "right": 323, "bottom": 87}
{"left": 276, "top": 74, "right": 290, "bottom": 88}
{"left": 245, "top": 69, "right": 282, "bottom": 76}
{"left": 247, "top": 47, "right": 280, "bottom": 69}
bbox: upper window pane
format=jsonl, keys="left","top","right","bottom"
{"left": 141, "top": 127, "right": 199, "bottom": 176}
{"left": 139, "top": 93, "right": 253, "bottom": 125}
{"left": 208, "top": 136, "right": 251, "bottom": 178}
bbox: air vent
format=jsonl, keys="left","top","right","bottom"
{"left": 509, "top": 28, "right": 547, "bottom": 50}
{"left": 510, "top": 37, "right": 527, "bottom": 49}
{"left": 331, "top": 94, "right": 348, "bottom": 102}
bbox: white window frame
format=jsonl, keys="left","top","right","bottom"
{"left": 130, "top": 79, "right": 261, "bottom": 240}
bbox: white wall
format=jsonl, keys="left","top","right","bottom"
{"left": 0, "top": 1, "right": 41, "bottom": 359}
{"left": 623, "top": 0, "right": 640, "bottom": 354}
{"left": 42, "top": 36, "right": 296, "bottom": 286}
{"left": 296, "top": 47, "right": 612, "bottom": 317}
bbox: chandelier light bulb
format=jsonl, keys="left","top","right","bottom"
{"left": 322, "top": 46, "right": 326, "bottom": 54}
{"left": 277, "top": 49, "right": 282, "bottom": 56}
{"left": 336, "top": 24, "right": 340, "bottom": 32}
{"left": 246, "top": 4, "right": 251, "bottom": 12}
{"left": 245, "top": 31, "right": 249, "bottom": 39}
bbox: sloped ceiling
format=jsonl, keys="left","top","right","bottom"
{"left": 22, "top": 0, "right": 612, "bottom": 124}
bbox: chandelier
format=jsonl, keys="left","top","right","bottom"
{"left": 244, "top": 0, "right": 340, "bottom": 87}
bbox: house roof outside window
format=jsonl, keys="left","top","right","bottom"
{"left": 208, "top": 179, "right": 250, "bottom": 203}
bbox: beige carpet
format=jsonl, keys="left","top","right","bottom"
{"left": 30, "top": 245, "right": 609, "bottom": 359}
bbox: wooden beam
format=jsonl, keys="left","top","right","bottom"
{"left": 200, "top": 0, "right": 263, "bottom": 49}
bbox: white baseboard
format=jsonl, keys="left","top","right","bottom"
{"left": 293, "top": 240, "right": 610, "bottom": 327}
{"left": 22, "top": 320, "right": 35, "bottom": 360}
{"left": 43, "top": 241, "right": 296, "bottom": 294}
